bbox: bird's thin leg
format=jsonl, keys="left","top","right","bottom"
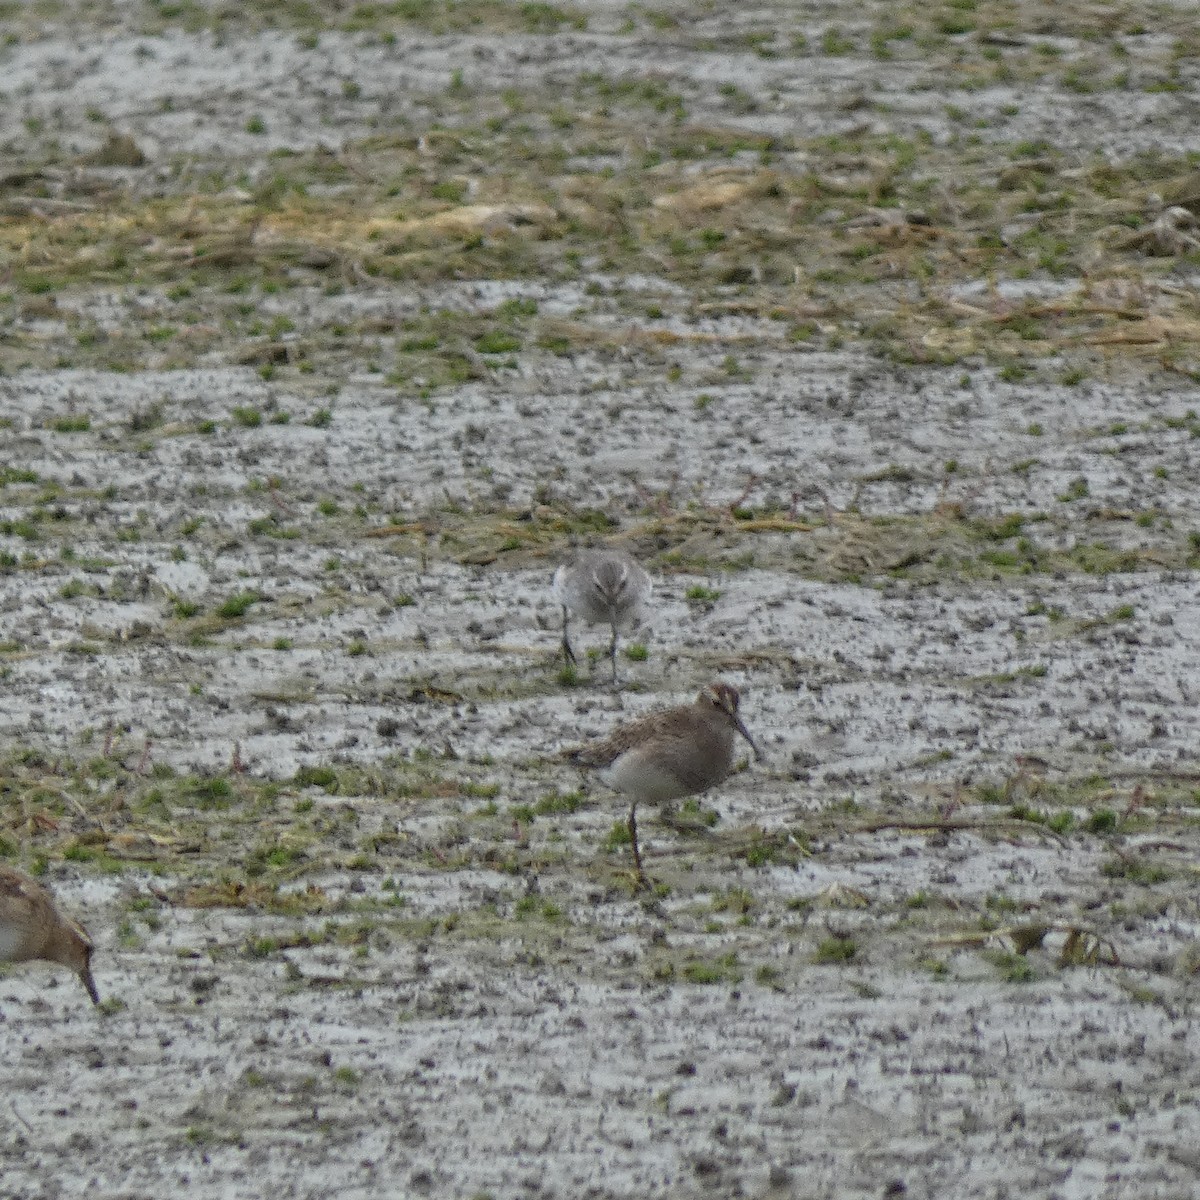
{"left": 609, "top": 621, "right": 620, "bottom": 685}
{"left": 560, "top": 606, "right": 576, "bottom": 665}
{"left": 628, "top": 801, "right": 647, "bottom": 888}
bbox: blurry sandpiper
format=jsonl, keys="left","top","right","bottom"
{"left": 553, "top": 548, "right": 652, "bottom": 684}
{"left": 562, "top": 681, "right": 761, "bottom": 884}
{"left": 0, "top": 865, "right": 100, "bottom": 1006}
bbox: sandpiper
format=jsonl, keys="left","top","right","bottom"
{"left": 0, "top": 865, "right": 100, "bottom": 1005}
{"left": 553, "top": 548, "right": 652, "bottom": 684}
{"left": 563, "top": 681, "right": 761, "bottom": 883}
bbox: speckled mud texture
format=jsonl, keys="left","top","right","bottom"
{"left": 3, "top": 2, "right": 1200, "bottom": 1198}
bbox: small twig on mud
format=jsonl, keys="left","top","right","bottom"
{"left": 1127, "top": 839, "right": 1190, "bottom": 855}
{"left": 1102, "top": 838, "right": 1138, "bottom": 867}
{"left": 1122, "top": 783, "right": 1146, "bottom": 822}
{"left": 632, "top": 480, "right": 674, "bottom": 517}
{"left": 1003, "top": 759, "right": 1036, "bottom": 802}
{"left": 67, "top": 793, "right": 107, "bottom": 837}
{"left": 363, "top": 521, "right": 435, "bottom": 538}
{"left": 932, "top": 923, "right": 1120, "bottom": 967}
{"left": 26, "top": 809, "right": 60, "bottom": 835}
{"left": 343, "top": 258, "right": 371, "bottom": 286}
{"left": 933, "top": 460, "right": 989, "bottom": 520}
{"left": 846, "top": 817, "right": 1068, "bottom": 847}
{"left": 940, "top": 780, "right": 965, "bottom": 821}
{"left": 1103, "top": 834, "right": 1195, "bottom": 869}
{"left": 812, "top": 486, "right": 839, "bottom": 524}
{"left": 728, "top": 472, "right": 761, "bottom": 516}
{"left": 336, "top": 151, "right": 375, "bottom": 184}
{"left": 230, "top": 742, "right": 246, "bottom": 774}
{"left": 1105, "top": 767, "right": 1200, "bottom": 783}
{"left": 267, "top": 476, "right": 294, "bottom": 516}
{"left": 699, "top": 648, "right": 801, "bottom": 672}
{"left": 724, "top": 515, "right": 813, "bottom": 531}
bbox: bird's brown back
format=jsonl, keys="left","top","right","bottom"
{"left": 0, "top": 864, "right": 99, "bottom": 1005}
{"left": 563, "top": 695, "right": 735, "bottom": 775}
{"left": 0, "top": 865, "right": 59, "bottom": 961}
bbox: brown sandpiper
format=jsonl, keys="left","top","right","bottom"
{"left": 0, "top": 865, "right": 100, "bottom": 1006}
{"left": 563, "top": 681, "right": 761, "bottom": 883}
{"left": 553, "top": 548, "right": 652, "bottom": 685}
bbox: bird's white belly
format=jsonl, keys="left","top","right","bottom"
{"left": 600, "top": 753, "right": 693, "bottom": 804}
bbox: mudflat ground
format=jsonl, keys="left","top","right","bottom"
{"left": 2, "top": 2, "right": 1200, "bottom": 1197}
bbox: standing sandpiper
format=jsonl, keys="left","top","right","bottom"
{"left": 563, "top": 681, "right": 761, "bottom": 884}
{"left": 0, "top": 865, "right": 100, "bottom": 1006}
{"left": 553, "top": 548, "right": 652, "bottom": 684}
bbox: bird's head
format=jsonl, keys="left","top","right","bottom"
{"left": 698, "top": 682, "right": 762, "bottom": 760}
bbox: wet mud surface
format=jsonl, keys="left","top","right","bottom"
{"left": 2, "top": 3, "right": 1200, "bottom": 1198}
